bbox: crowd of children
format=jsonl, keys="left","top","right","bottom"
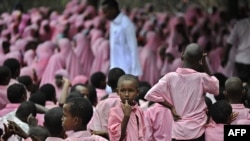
{"left": 1, "top": 0, "right": 250, "bottom": 140}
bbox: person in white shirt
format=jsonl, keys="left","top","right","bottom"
{"left": 222, "top": 17, "right": 250, "bottom": 84}
{"left": 101, "top": 0, "right": 142, "bottom": 77}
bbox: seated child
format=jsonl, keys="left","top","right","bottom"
{"left": 62, "top": 97, "right": 108, "bottom": 141}
{"left": 90, "top": 71, "right": 108, "bottom": 102}
{"left": 224, "top": 77, "right": 250, "bottom": 124}
{"left": 44, "top": 107, "right": 66, "bottom": 140}
{"left": 108, "top": 74, "right": 145, "bottom": 141}
{"left": 205, "top": 100, "right": 233, "bottom": 141}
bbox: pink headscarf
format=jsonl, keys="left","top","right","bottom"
{"left": 4, "top": 51, "right": 22, "bottom": 64}
{"left": 11, "top": 38, "right": 29, "bottom": 54}
{"left": 139, "top": 47, "right": 160, "bottom": 86}
{"left": 20, "top": 66, "right": 35, "bottom": 82}
{"left": 18, "top": 14, "right": 31, "bottom": 35}
{"left": 74, "top": 33, "right": 94, "bottom": 77}
{"left": 54, "top": 69, "right": 70, "bottom": 100}
{"left": 71, "top": 75, "right": 89, "bottom": 86}
{"left": 39, "top": 20, "right": 52, "bottom": 41}
{"left": 144, "top": 31, "right": 162, "bottom": 53}
{"left": 23, "top": 49, "right": 35, "bottom": 66}
{"left": 58, "top": 38, "right": 83, "bottom": 80}
{"left": 89, "top": 29, "right": 104, "bottom": 46}
{"left": 39, "top": 54, "right": 65, "bottom": 87}
{"left": 90, "top": 39, "right": 110, "bottom": 76}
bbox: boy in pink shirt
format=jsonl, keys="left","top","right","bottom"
{"left": 224, "top": 76, "right": 250, "bottom": 124}
{"left": 145, "top": 43, "right": 219, "bottom": 140}
{"left": 145, "top": 103, "right": 172, "bottom": 141}
{"left": 0, "top": 83, "right": 27, "bottom": 116}
{"left": 62, "top": 97, "right": 108, "bottom": 141}
{"left": 205, "top": 100, "right": 233, "bottom": 141}
{"left": 108, "top": 74, "right": 145, "bottom": 141}
{"left": 90, "top": 71, "right": 108, "bottom": 102}
{"left": 0, "top": 66, "right": 11, "bottom": 110}
{"left": 88, "top": 68, "right": 125, "bottom": 139}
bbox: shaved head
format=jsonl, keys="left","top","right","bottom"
{"left": 183, "top": 43, "right": 203, "bottom": 63}
{"left": 225, "top": 77, "right": 243, "bottom": 101}
{"left": 225, "top": 77, "right": 243, "bottom": 92}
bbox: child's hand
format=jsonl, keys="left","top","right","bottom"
{"left": 7, "top": 120, "right": 29, "bottom": 139}
{"left": 62, "top": 77, "right": 71, "bottom": 87}
{"left": 230, "top": 112, "right": 239, "bottom": 123}
{"left": 27, "top": 114, "right": 38, "bottom": 126}
{"left": 1, "top": 123, "right": 14, "bottom": 140}
{"left": 122, "top": 100, "right": 132, "bottom": 117}
{"left": 171, "top": 107, "right": 181, "bottom": 121}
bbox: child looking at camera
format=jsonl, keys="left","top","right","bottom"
{"left": 108, "top": 74, "right": 145, "bottom": 141}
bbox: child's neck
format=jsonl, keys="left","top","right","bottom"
{"left": 74, "top": 126, "right": 87, "bottom": 132}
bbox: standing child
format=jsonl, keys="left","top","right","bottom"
{"left": 62, "top": 97, "right": 108, "bottom": 141}
{"left": 145, "top": 43, "right": 219, "bottom": 141}
{"left": 88, "top": 68, "right": 125, "bottom": 139}
{"left": 108, "top": 74, "right": 145, "bottom": 141}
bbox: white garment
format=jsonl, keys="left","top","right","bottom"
{"left": 0, "top": 111, "right": 29, "bottom": 141}
{"left": 227, "top": 17, "right": 250, "bottom": 64}
{"left": 109, "top": 12, "right": 142, "bottom": 76}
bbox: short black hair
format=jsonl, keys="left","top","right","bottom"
{"left": 44, "top": 107, "right": 63, "bottom": 135}
{"left": 66, "top": 91, "right": 83, "bottom": 101}
{"left": 65, "top": 97, "right": 93, "bottom": 126}
{"left": 16, "top": 101, "right": 37, "bottom": 122}
{"left": 136, "top": 81, "right": 151, "bottom": 102}
{"left": 70, "top": 83, "right": 87, "bottom": 93}
{"left": 29, "top": 91, "right": 46, "bottom": 106}
{"left": 0, "top": 66, "right": 11, "bottom": 84}
{"left": 39, "top": 83, "right": 56, "bottom": 101}
{"left": 17, "top": 75, "right": 33, "bottom": 89}
{"left": 210, "top": 100, "right": 232, "bottom": 124}
{"left": 7, "top": 83, "right": 26, "bottom": 103}
{"left": 118, "top": 74, "right": 139, "bottom": 88}
{"left": 90, "top": 71, "right": 106, "bottom": 88}
{"left": 28, "top": 126, "right": 49, "bottom": 141}
{"left": 107, "top": 68, "right": 125, "bottom": 90}
{"left": 3, "top": 58, "right": 20, "bottom": 78}
{"left": 101, "top": 0, "right": 119, "bottom": 9}
{"left": 88, "top": 85, "right": 97, "bottom": 106}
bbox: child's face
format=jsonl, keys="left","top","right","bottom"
{"left": 117, "top": 80, "right": 139, "bottom": 105}
{"left": 62, "top": 103, "right": 75, "bottom": 131}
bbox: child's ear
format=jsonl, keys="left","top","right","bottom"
{"left": 73, "top": 117, "right": 79, "bottom": 126}
{"left": 223, "top": 90, "right": 227, "bottom": 96}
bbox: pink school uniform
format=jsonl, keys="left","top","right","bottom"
{"left": 231, "top": 104, "right": 250, "bottom": 124}
{"left": 45, "top": 137, "right": 64, "bottom": 141}
{"left": 0, "top": 103, "right": 20, "bottom": 116}
{"left": 96, "top": 88, "right": 108, "bottom": 102}
{"left": 205, "top": 123, "right": 224, "bottom": 141}
{"left": 65, "top": 130, "right": 108, "bottom": 141}
{"left": 0, "top": 85, "right": 9, "bottom": 110}
{"left": 108, "top": 104, "right": 145, "bottom": 141}
{"left": 88, "top": 93, "right": 120, "bottom": 131}
{"left": 145, "top": 103, "right": 172, "bottom": 141}
{"left": 145, "top": 68, "right": 219, "bottom": 140}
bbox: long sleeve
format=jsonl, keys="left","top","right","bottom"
{"left": 108, "top": 108, "right": 123, "bottom": 141}
{"left": 144, "top": 74, "right": 172, "bottom": 104}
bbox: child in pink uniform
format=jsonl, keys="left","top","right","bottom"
{"left": 90, "top": 71, "right": 108, "bottom": 102}
{"left": 145, "top": 43, "right": 219, "bottom": 140}
{"left": 224, "top": 77, "right": 250, "bottom": 124}
{"left": 0, "top": 66, "right": 11, "bottom": 110}
{"left": 108, "top": 74, "right": 145, "bottom": 141}
{"left": 88, "top": 68, "right": 125, "bottom": 139}
{"left": 205, "top": 100, "right": 233, "bottom": 141}
{"left": 62, "top": 97, "right": 107, "bottom": 141}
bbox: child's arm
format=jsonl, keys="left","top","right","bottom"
{"left": 59, "top": 78, "right": 71, "bottom": 106}
{"left": 120, "top": 100, "right": 132, "bottom": 141}
{"left": 159, "top": 101, "right": 181, "bottom": 121}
